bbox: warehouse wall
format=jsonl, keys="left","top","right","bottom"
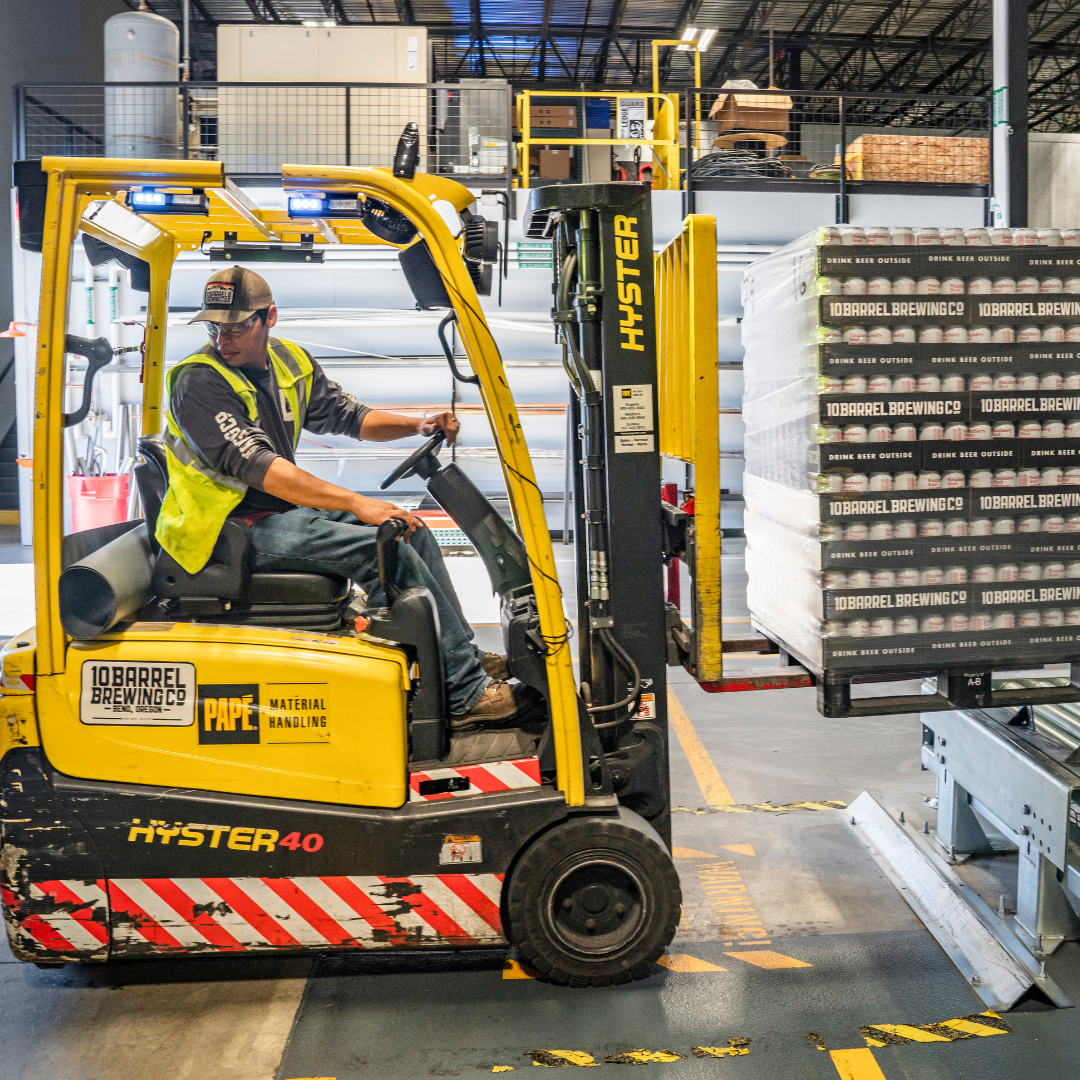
{"left": 1028, "top": 133, "right": 1080, "bottom": 229}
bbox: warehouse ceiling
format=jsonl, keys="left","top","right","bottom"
{"left": 132, "top": 0, "right": 1080, "bottom": 130}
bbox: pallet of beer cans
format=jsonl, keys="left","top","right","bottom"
{"left": 742, "top": 223, "right": 1080, "bottom": 688}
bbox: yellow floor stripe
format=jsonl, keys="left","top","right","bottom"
{"left": 692, "top": 1040, "right": 751, "bottom": 1058}
{"left": 667, "top": 691, "right": 734, "bottom": 805}
{"left": 656, "top": 953, "right": 727, "bottom": 972}
{"left": 830, "top": 1048, "right": 888, "bottom": 1080}
{"left": 725, "top": 949, "right": 812, "bottom": 969}
{"left": 672, "top": 800, "right": 846, "bottom": 815}
{"left": 525, "top": 1050, "right": 599, "bottom": 1067}
{"left": 672, "top": 846, "right": 715, "bottom": 858}
{"left": 503, "top": 959, "right": 541, "bottom": 980}
{"left": 721, "top": 844, "right": 756, "bottom": 855}
{"left": 861, "top": 1012, "right": 1010, "bottom": 1047}
{"left": 604, "top": 1050, "right": 684, "bottom": 1063}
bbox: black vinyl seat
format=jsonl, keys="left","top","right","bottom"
{"left": 135, "top": 436, "right": 351, "bottom": 631}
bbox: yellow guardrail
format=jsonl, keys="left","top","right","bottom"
{"left": 516, "top": 89, "right": 680, "bottom": 190}
{"left": 655, "top": 214, "right": 721, "bottom": 681}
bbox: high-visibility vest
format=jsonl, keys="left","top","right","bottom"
{"left": 156, "top": 337, "right": 313, "bottom": 574}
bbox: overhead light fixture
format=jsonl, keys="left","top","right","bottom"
{"left": 697, "top": 28, "right": 718, "bottom": 51}
{"left": 302, "top": 20, "right": 319, "bottom": 26}
{"left": 681, "top": 27, "right": 697, "bottom": 41}
{"left": 677, "top": 26, "right": 718, "bottom": 51}
{"left": 127, "top": 188, "right": 209, "bottom": 215}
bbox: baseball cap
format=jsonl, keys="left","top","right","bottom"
{"left": 189, "top": 266, "right": 274, "bottom": 325}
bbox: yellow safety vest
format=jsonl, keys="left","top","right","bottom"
{"left": 156, "top": 337, "right": 314, "bottom": 574}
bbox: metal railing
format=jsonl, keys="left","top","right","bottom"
{"left": 16, "top": 81, "right": 513, "bottom": 198}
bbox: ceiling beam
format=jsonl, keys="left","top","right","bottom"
{"left": 707, "top": 0, "right": 771, "bottom": 85}
{"left": 594, "top": 0, "right": 629, "bottom": 84}
{"left": 394, "top": 0, "right": 416, "bottom": 24}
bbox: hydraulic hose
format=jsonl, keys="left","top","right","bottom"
{"left": 588, "top": 627, "right": 643, "bottom": 729}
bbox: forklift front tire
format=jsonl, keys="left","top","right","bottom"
{"left": 505, "top": 809, "right": 681, "bottom": 987}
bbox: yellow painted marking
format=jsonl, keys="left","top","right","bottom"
{"left": 526, "top": 1050, "right": 599, "bottom": 1067}
{"left": 503, "top": 958, "right": 541, "bottom": 979}
{"left": 656, "top": 953, "right": 727, "bottom": 972}
{"left": 861, "top": 1011, "right": 1011, "bottom": 1047}
{"left": 725, "top": 950, "right": 812, "bottom": 969}
{"left": 692, "top": 1039, "right": 751, "bottom": 1059}
{"left": 873, "top": 1025, "right": 950, "bottom": 1043}
{"left": 830, "top": 1048, "right": 888, "bottom": 1080}
{"left": 672, "top": 846, "right": 715, "bottom": 858}
{"left": 492, "top": 1068, "right": 515, "bottom": 1073}
{"left": 667, "top": 692, "right": 734, "bottom": 805}
{"left": 673, "top": 801, "right": 846, "bottom": 815}
{"left": 938, "top": 1017, "right": 1009, "bottom": 1037}
{"left": 721, "top": 844, "right": 756, "bottom": 856}
{"left": 604, "top": 1050, "right": 685, "bottom": 1064}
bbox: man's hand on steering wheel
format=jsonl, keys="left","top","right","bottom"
{"left": 419, "top": 411, "right": 459, "bottom": 446}
{"left": 352, "top": 495, "right": 422, "bottom": 539}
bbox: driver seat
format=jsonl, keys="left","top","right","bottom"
{"left": 136, "top": 436, "right": 352, "bottom": 631}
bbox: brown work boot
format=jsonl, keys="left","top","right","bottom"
{"left": 481, "top": 652, "right": 510, "bottom": 680}
{"left": 452, "top": 680, "right": 524, "bottom": 731}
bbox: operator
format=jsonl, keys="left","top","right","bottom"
{"left": 156, "top": 266, "right": 532, "bottom": 729}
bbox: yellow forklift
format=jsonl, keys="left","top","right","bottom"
{"left": 0, "top": 151, "right": 682, "bottom": 986}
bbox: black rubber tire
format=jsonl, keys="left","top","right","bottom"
{"left": 505, "top": 811, "right": 681, "bottom": 988}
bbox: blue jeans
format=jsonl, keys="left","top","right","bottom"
{"left": 247, "top": 508, "right": 490, "bottom": 714}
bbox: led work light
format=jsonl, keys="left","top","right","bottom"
{"left": 127, "top": 189, "right": 210, "bottom": 215}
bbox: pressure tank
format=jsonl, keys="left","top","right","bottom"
{"left": 104, "top": 11, "right": 180, "bottom": 157}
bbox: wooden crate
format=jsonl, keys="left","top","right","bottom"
{"left": 844, "top": 134, "right": 988, "bottom": 183}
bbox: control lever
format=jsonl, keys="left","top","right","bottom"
{"left": 376, "top": 517, "right": 408, "bottom": 603}
{"left": 437, "top": 311, "right": 479, "bottom": 385}
{"left": 62, "top": 334, "right": 115, "bottom": 428}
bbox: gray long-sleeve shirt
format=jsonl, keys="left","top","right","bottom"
{"left": 169, "top": 340, "right": 371, "bottom": 516}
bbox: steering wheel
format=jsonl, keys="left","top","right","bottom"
{"left": 379, "top": 433, "right": 445, "bottom": 490}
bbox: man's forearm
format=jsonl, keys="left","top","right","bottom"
{"left": 359, "top": 410, "right": 423, "bottom": 442}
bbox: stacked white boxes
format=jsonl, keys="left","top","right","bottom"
{"left": 742, "top": 225, "right": 1080, "bottom": 676}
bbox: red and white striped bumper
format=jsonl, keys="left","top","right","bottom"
{"left": 409, "top": 757, "right": 541, "bottom": 801}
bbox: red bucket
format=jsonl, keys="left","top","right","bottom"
{"left": 68, "top": 475, "right": 130, "bottom": 533}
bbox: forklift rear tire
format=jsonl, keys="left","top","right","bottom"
{"left": 505, "top": 809, "right": 681, "bottom": 987}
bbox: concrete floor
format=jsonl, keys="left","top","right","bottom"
{"left": 1, "top": 537, "right": 1079, "bottom": 1078}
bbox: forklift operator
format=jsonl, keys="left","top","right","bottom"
{"left": 157, "top": 266, "right": 531, "bottom": 728}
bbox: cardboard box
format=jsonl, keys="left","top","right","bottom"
{"left": 709, "top": 91, "right": 792, "bottom": 134}
{"left": 515, "top": 104, "right": 578, "bottom": 129}
{"left": 844, "top": 134, "right": 989, "bottom": 183}
{"left": 539, "top": 147, "right": 572, "bottom": 180}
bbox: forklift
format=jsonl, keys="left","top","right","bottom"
{"left": 0, "top": 152, "right": 684, "bottom": 986}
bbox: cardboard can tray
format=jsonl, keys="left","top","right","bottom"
{"left": 822, "top": 489, "right": 1080, "bottom": 521}
{"left": 823, "top": 534, "right": 1080, "bottom": 569}
{"left": 816, "top": 245, "right": 1080, "bottom": 279}
{"left": 819, "top": 342, "right": 1080, "bottom": 375}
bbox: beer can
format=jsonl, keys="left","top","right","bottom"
{"left": 972, "top": 564, "right": 996, "bottom": 582}
{"left": 818, "top": 473, "right": 844, "bottom": 493}
{"left": 1042, "top": 277, "right": 1064, "bottom": 294}
{"left": 1041, "top": 372, "right": 1064, "bottom": 390}
{"left": 842, "top": 276, "right": 867, "bottom": 295}
{"left": 870, "top": 617, "right": 895, "bottom": 636}
{"left": 847, "top": 618, "right": 871, "bottom": 637}
{"left": 891, "top": 373, "right": 917, "bottom": 393}
{"left": 970, "top": 612, "right": 993, "bottom": 630}
{"left": 917, "top": 471, "right": 942, "bottom": 489}
{"left": 993, "top": 468, "right": 1018, "bottom": 486}
{"left": 943, "top": 325, "right": 968, "bottom": 344}
{"left": 919, "top": 519, "right": 945, "bottom": 537}
{"left": 1067, "top": 609, "right": 1080, "bottom": 625}
{"left": 921, "top": 615, "right": 945, "bottom": 632}
{"left": 868, "top": 521, "right": 894, "bottom": 540}
{"left": 1018, "top": 515, "right": 1042, "bottom": 532}
{"left": 967, "top": 421, "right": 993, "bottom": 441}
{"left": 817, "top": 276, "right": 843, "bottom": 295}
{"left": 820, "top": 521, "right": 844, "bottom": 541}
{"left": 941, "top": 227, "right": 966, "bottom": 246}
{"left": 917, "top": 373, "right": 941, "bottom": 392}
{"left": 1069, "top": 561, "right": 1080, "bottom": 577}
{"left": 921, "top": 566, "right": 945, "bottom": 584}
{"left": 1044, "top": 515, "right": 1066, "bottom": 532}
{"left": 822, "top": 619, "right": 846, "bottom": 636}
{"left": 823, "top": 570, "right": 848, "bottom": 589}
{"left": 992, "top": 276, "right": 1017, "bottom": 294}
{"left": 1042, "top": 466, "right": 1064, "bottom": 486}
{"left": 896, "top": 567, "right": 920, "bottom": 585}
{"left": 843, "top": 474, "right": 869, "bottom": 493}
{"left": 1016, "top": 276, "right": 1040, "bottom": 294}
{"left": 1019, "top": 609, "right": 1041, "bottom": 628}
{"left": 918, "top": 326, "right": 944, "bottom": 343}
{"left": 946, "top": 613, "right": 970, "bottom": 632}
{"left": 867, "top": 276, "right": 892, "bottom": 296}
{"left": 819, "top": 375, "right": 843, "bottom": 394}
{"left": 969, "top": 372, "right": 993, "bottom": 391}
{"left": 919, "top": 422, "right": 945, "bottom": 441}
{"left": 965, "top": 228, "right": 990, "bottom": 246}
{"left": 892, "top": 471, "right": 917, "bottom": 490}
{"left": 1014, "top": 228, "right": 1041, "bottom": 246}
{"left": 967, "top": 277, "right": 993, "bottom": 294}
{"left": 1016, "top": 373, "right": 1040, "bottom": 390}
{"left": 868, "top": 472, "right": 892, "bottom": 492}
{"left": 891, "top": 277, "right": 917, "bottom": 296}
{"left": 890, "top": 226, "right": 915, "bottom": 245}
{"left": 914, "top": 228, "right": 942, "bottom": 246}
{"left": 842, "top": 326, "right": 868, "bottom": 344}
{"left": 997, "top": 563, "right": 1020, "bottom": 581}
{"left": 1062, "top": 229, "right": 1080, "bottom": 246}
{"left": 944, "top": 565, "right": 968, "bottom": 584}
{"left": 1017, "top": 467, "right": 1042, "bottom": 486}
{"left": 893, "top": 423, "right": 918, "bottom": 441}
{"left": 1040, "top": 229, "right": 1063, "bottom": 247}
{"left": 1044, "top": 324, "right": 1066, "bottom": 342}
{"left": 1019, "top": 563, "right": 1041, "bottom": 581}
{"left": 868, "top": 422, "right": 893, "bottom": 442}
{"left": 916, "top": 276, "right": 941, "bottom": 295}
{"left": 871, "top": 569, "right": 896, "bottom": 587}
{"left": 843, "top": 424, "right": 868, "bottom": 443}
{"left": 941, "top": 277, "right": 965, "bottom": 295}
{"left": 1065, "top": 373, "right": 1080, "bottom": 389}
{"left": 968, "top": 324, "right": 992, "bottom": 343}
{"left": 968, "top": 518, "right": 993, "bottom": 535}
{"left": 1065, "top": 466, "right": 1080, "bottom": 485}
{"left": 941, "top": 374, "right": 966, "bottom": 392}
{"left": 843, "top": 374, "right": 868, "bottom": 393}
{"left": 1017, "top": 325, "right": 1042, "bottom": 343}
{"left": 992, "top": 517, "right": 1016, "bottom": 534}
{"left": 992, "top": 420, "right": 1016, "bottom": 439}
{"left": 867, "top": 326, "right": 893, "bottom": 345}
{"left": 840, "top": 226, "right": 867, "bottom": 246}
{"left": 848, "top": 570, "right": 873, "bottom": 589}
{"left": 993, "top": 373, "right": 1017, "bottom": 390}
{"left": 992, "top": 611, "right": 1017, "bottom": 628}
{"left": 895, "top": 616, "right": 919, "bottom": 633}
{"left": 894, "top": 520, "right": 918, "bottom": 539}
{"left": 844, "top": 522, "right": 870, "bottom": 541}
{"left": 945, "top": 518, "right": 968, "bottom": 536}
{"left": 989, "top": 228, "right": 1013, "bottom": 246}
{"left": 1068, "top": 517, "right": 1080, "bottom": 533}
{"left": 1044, "top": 562, "right": 1067, "bottom": 579}
{"left": 1066, "top": 419, "right": 1080, "bottom": 437}
{"left": 817, "top": 226, "right": 843, "bottom": 245}
{"left": 865, "top": 227, "right": 891, "bottom": 246}
{"left": 1067, "top": 281, "right": 1080, "bottom": 296}
{"left": 944, "top": 421, "right": 968, "bottom": 441}
{"left": 891, "top": 325, "right": 917, "bottom": 342}
{"left": 818, "top": 326, "right": 844, "bottom": 343}
{"left": 1043, "top": 419, "right": 1066, "bottom": 439}
{"left": 943, "top": 470, "right": 966, "bottom": 489}
{"left": 991, "top": 326, "right": 1016, "bottom": 343}
{"left": 818, "top": 424, "right": 843, "bottom": 443}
